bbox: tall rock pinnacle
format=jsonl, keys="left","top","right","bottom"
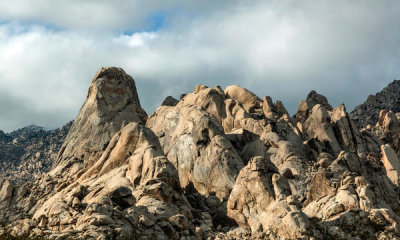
{"left": 53, "top": 67, "right": 147, "bottom": 171}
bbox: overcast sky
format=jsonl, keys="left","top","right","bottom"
{"left": 0, "top": 0, "right": 399, "bottom": 132}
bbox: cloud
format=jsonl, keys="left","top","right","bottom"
{"left": 0, "top": 90, "right": 69, "bottom": 132}
{"left": 114, "top": 32, "right": 158, "bottom": 48}
{"left": 0, "top": 0, "right": 163, "bottom": 31}
{"left": 0, "top": 0, "right": 233, "bottom": 31}
{"left": 0, "top": 0, "right": 400, "bottom": 131}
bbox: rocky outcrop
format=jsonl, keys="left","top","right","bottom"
{"left": 227, "top": 156, "right": 310, "bottom": 239}
{"left": 0, "top": 180, "right": 13, "bottom": 209}
{"left": 295, "top": 90, "right": 332, "bottom": 123}
{"left": 1, "top": 68, "right": 400, "bottom": 240}
{"left": 350, "top": 79, "right": 400, "bottom": 128}
{"left": 29, "top": 121, "right": 187, "bottom": 240}
{"left": 53, "top": 67, "right": 147, "bottom": 174}
{"left": 161, "top": 96, "right": 179, "bottom": 106}
{"left": 146, "top": 101, "right": 244, "bottom": 201}
{"left": 381, "top": 144, "right": 400, "bottom": 186}
{"left": 224, "top": 85, "right": 262, "bottom": 114}
{"left": 0, "top": 67, "right": 187, "bottom": 240}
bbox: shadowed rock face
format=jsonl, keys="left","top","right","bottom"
{"left": 2, "top": 68, "right": 400, "bottom": 240}
{"left": 0, "top": 180, "right": 13, "bottom": 209}
{"left": 350, "top": 79, "right": 400, "bottom": 128}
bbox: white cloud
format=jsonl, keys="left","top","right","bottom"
{"left": 114, "top": 32, "right": 158, "bottom": 48}
{"left": 0, "top": 0, "right": 400, "bottom": 131}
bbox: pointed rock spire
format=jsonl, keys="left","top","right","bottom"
{"left": 53, "top": 67, "right": 147, "bottom": 171}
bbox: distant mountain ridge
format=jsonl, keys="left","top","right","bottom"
{"left": 8, "top": 124, "right": 50, "bottom": 136}
{"left": 350, "top": 79, "right": 400, "bottom": 128}
{"left": 0, "top": 122, "right": 71, "bottom": 185}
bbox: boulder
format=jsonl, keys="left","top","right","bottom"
{"left": 161, "top": 96, "right": 179, "bottom": 106}
{"left": 263, "top": 96, "right": 288, "bottom": 120}
{"left": 381, "top": 144, "right": 400, "bottom": 186}
{"left": 224, "top": 85, "right": 262, "bottom": 113}
{"left": 0, "top": 180, "right": 13, "bottom": 209}
{"left": 305, "top": 90, "right": 332, "bottom": 111}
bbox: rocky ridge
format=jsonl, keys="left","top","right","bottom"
{"left": 0, "top": 123, "right": 71, "bottom": 186}
{"left": 350, "top": 79, "right": 400, "bottom": 128}
{"left": 0, "top": 67, "right": 400, "bottom": 239}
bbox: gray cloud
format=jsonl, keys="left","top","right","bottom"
{"left": 0, "top": 90, "right": 73, "bottom": 131}
{"left": 0, "top": 0, "right": 232, "bottom": 31}
{"left": 0, "top": 0, "right": 399, "bottom": 131}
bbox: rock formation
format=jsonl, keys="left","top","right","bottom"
{"left": 52, "top": 67, "right": 147, "bottom": 175}
{"left": 1, "top": 67, "right": 400, "bottom": 239}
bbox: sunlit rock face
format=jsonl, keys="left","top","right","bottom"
{"left": 53, "top": 67, "right": 147, "bottom": 174}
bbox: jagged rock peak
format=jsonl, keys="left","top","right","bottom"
{"left": 350, "top": 79, "right": 400, "bottom": 128}
{"left": 262, "top": 96, "right": 289, "bottom": 120}
{"left": 306, "top": 90, "right": 332, "bottom": 111}
{"left": 161, "top": 96, "right": 179, "bottom": 106}
{"left": 53, "top": 66, "right": 147, "bottom": 171}
{"left": 296, "top": 90, "right": 332, "bottom": 122}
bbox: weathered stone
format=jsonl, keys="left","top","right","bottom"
{"left": 304, "top": 104, "right": 342, "bottom": 156}
{"left": 168, "top": 214, "right": 190, "bottom": 230}
{"left": 262, "top": 96, "right": 288, "bottom": 120}
{"left": 72, "top": 197, "right": 81, "bottom": 208}
{"left": 381, "top": 144, "right": 400, "bottom": 186}
{"left": 52, "top": 67, "right": 147, "bottom": 172}
{"left": 147, "top": 104, "right": 244, "bottom": 200}
{"left": 227, "top": 156, "right": 309, "bottom": 239}
{"left": 0, "top": 180, "right": 13, "bottom": 209}
{"left": 305, "top": 90, "right": 332, "bottom": 111}
{"left": 161, "top": 96, "right": 179, "bottom": 106}
{"left": 107, "top": 186, "right": 132, "bottom": 199}
{"left": 224, "top": 85, "right": 262, "bottom": 113}
{"left": 323, "top": 202, "right": 345, "bottom": 218}
{"left": 139, "top": 214, "right": 155, "bottom": 227}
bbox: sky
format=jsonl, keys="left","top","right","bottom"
{"left": 0, "top": 0, "right": 399, "bottom": 132}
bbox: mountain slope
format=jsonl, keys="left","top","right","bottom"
{"left": 0, "top": 123, "right": 71, "bottom": 185}
{"left": 350, "top": 80, "right": 400, "bottom": 128}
